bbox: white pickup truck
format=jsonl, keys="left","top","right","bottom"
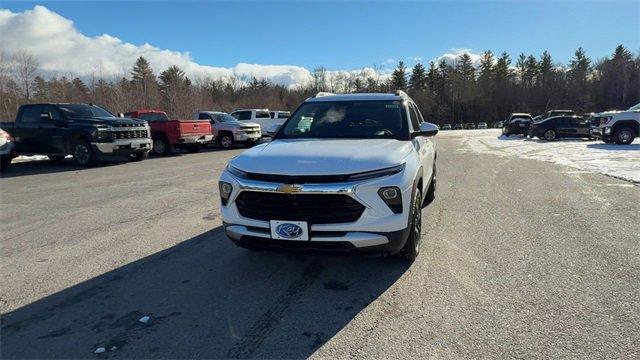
{"left": 217, "top": 91, "right": 438, "bottom": 261}
{"left": 194, "top": 111, "right": 261, "bottom": 149}
{"left": 594, "top": 103, "right": 640, "bottom": 144}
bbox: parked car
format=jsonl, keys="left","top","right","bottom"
{"left": 453, "top": 123, "right": 464, "bottom": 130}
{"left": 218, "top": 91, "right": 438, "bottom": 261}
{"left": 528, "top": 116, "right": 592, "bottom": 141}
{"left": 230, "top": 109, "right": 282, "bottom": 135}
{"left": 125, "top": 110, "right": 213, "bottom": 155}
{"left": 0, "top": 128, "right": 16, "bottom": 171}
{"left": 0, "top": 103, "right": 151, "bottom": 166}
{"left": 269, "top": 111, "right": 290, "bottom": 120}
{"left": 502, "top": 113, "right": 533, "bottom": 136}
{"left": 195, "top": 111, "right": 261, "bottom": 149}
{"left": 592, "top": 103, "right": 639, "bottom": 144}
{"left": 477, "top": 122, "right": 488, "bottom": 129}
{"left": 544, "top": 109, "right": 575, "bottom": 119}
{"left": 465, "top": 123, "right": 476, "bottom": 129}
{"left": 442, "top": 124, "right": 452, "bottom": 130}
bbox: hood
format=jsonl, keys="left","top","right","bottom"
{"left": 227, "top": 120, "right": 260, "bottom": 128}
{"left": 68, "top": 116, "right": 147, "bottom": 127}
{"left": 230, "top": 138, "right": 413, "bottom": 175}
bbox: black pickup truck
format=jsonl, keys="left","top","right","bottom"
{"left": 0, "top": 103, "right": 152, "bottom": 166}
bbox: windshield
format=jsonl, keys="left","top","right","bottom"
{"left": 58, "top": 104, "right": 113, "bottom": 118}
{"left": 218, "top": 113, "right": 237, "bottom": 122}
{"left": 277, "top": 100, "right": 408, "bottom": 140}
{"left": 628, "top": 103, "right": 640, "bottom": 111}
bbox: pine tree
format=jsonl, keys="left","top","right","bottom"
{"left": 131, "top": 56, "right": 157, "bottom": 107}
{"left": 409, "top": 63, "right": 427, "bottom": 92}
{"left": 390, "top": 61, "right": 408, "bottom": 90}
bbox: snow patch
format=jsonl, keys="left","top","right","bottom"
{"left": 440, "top": 129, "right": 640, "bottom": 183}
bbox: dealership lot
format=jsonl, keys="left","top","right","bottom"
{"left": 1, "top": 135, "right": 638, "bottom": 358}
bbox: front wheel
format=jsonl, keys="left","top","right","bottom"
{"left": 219, "top": 134, "right": 234, "bottom": 149}
{"left": 401, "top": 188, "right": 422, "bottom": 261}
{"left": 614, "top": 128, "right": 635, "bottom": 145}
{"left": 73, "top": 140, "right": 98, "bottom": 166}
{"left": 0, "top": 155, "right": 11, "bottom": 172}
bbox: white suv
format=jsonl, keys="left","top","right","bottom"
{"left": 218, "top": 91, "right": 438, "bottom": 260}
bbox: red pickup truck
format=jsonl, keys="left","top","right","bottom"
{"left": 124, "top": 110, "right": 214, "bottom": 155}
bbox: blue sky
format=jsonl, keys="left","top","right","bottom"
{"left": 3, "top": 0, "right": 638, "bottom": 71}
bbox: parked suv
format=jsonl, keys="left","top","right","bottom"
{"left": 593, "top": 103, "right": 639, "bottom": 144}
{"left": 125, "top": 110, "right": 213, "bottom": 155}
{"left": 218, "top": 91, "right": 438, "bottom": 261}
{"left": 195, "top": 111, "right": 261, "bottom": 149}
{"left": 0, "top": 103, "right": 151, "bottom": 166}
{"left": 230, "top": 109, "right": 283, "bottom": 134}
{"left": 502, "top": 113, "right": 533, "bottom": 136}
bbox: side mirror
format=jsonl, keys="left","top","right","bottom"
{"left": 117, "top": 113, "right": 125, "bottom": 118}
{"left": 412, "top": 122, "right": 439, "bottom": 138}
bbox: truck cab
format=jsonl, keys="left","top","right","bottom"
{"left": 125, "top": 110, "right": 213, "bottom": 155}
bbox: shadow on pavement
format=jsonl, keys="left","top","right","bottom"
{"left": 587, "top": 143, "right": 640, "bottom": 151}
{"left": 1, "top": 227, "right": 409, "bottom": 359}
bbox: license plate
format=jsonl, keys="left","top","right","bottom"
{"left": 270, "top": 220, "right": 309, "bottom": 241}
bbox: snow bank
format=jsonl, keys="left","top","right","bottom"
{"left": 439, "top": 129, "right": 640, "bottom": 183}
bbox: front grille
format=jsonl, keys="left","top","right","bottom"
{"left": 113, "top": 129, "right": 148, "bottom": 139}
{"left": 235, "top": 191, "right": 365, "bottom": 224}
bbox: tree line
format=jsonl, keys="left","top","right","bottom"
{"left": 0, "top": 45, "right": 638, "bottom": 124}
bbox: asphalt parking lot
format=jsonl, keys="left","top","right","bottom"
{"left": 1, "top": 136, "right": 638, "bottom": 359}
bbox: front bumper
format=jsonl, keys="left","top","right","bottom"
{"left": 218, "top": 168, "right": 414, "bottom": 252}
{"left": 177, "top": 134, "right": 215, "bottom": 144}
{"left": 234, "top": 132, "right": 262, "bottom": 142}
{"left": 92, "top": 138, "right": 152, "bottom": 155}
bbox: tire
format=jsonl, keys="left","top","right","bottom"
{"left": 72, "top": 140, "right": 98, "bottom": 166}
{"left": 48, "top": 155, "right": 65, "bottom": 163}
{"left": 425, "top": 162, "right": 436, "bottom": 203}
{"left": 614, "top": 128, "right": 635, "bottom": 145}
{"left": 219, "top": 133, "right": 234, "bottom": 149}
{"left": 129, "top": 151, "right": 149, "bottom": 161}
{"left": 401, "top": 187, "right": 422, "bottom": 262}
{"left": 543, "top": 129, "right": 557, "bottom": 141}
{"left": 186, "top": 144, "right": 201, "bottom": 153}
{"left": 152, "top": 137, "right": 173, "bottom": 156}
{"left": 0, "top": 155, "right": 11, "bottom": 172}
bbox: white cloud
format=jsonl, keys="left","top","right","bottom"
{"left": 433, "top": 48, "right": 484, "bottom": 68}
{"left": 0, "top": 6, "right": 313, "bottom": 86}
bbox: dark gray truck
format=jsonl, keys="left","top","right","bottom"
{"left": 0, "top": 103, "right": 152, "bottom": 166}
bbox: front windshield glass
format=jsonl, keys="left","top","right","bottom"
{"left": 58, "top": 104, "right": 113, "bottom": 118}
{"left": 277, "top": 101, "right": 408, "bottom": 140}
{"left": 219, "top": 113, "right": 237, "bottom": 122}
{"left": 628, "top": 103, "right": 640, "bottom": 111}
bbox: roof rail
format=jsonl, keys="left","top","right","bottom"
{"left": 394, "top": 90, "right": 409, "bottom": 98}
{"left": 313, "top": 92, "right": 335, "bottom": 98}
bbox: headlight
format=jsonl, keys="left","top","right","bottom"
{"left": 227, "top": 164, "right": 247, "bottom": 178}
{"left": 378, "top": 186, "right": 402, "bottom": 214}
{"left": 219, "top": 181, "right": 233, "bottom": 206}
{"left": 94, "top": 130, "right": 111, "bottom": 141}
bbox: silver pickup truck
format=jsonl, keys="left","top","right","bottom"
{"left": 194, "top": 111, "right": 262, "bottom": 149}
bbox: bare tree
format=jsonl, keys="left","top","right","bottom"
{"left": 14, "top": 51, "right": 39, "bottom": 101}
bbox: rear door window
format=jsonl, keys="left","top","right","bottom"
{"left": 256, "top": 111, "right": 270, "bottom": 119}
{"left": 20, "top": 105, "right": 42, "bottom": 123}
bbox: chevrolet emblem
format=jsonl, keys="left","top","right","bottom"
{"left": 277, "top": 184, "right": 303, "bottom": 194}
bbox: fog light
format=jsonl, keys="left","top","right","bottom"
{"left": 378, "top": 186, "right": 402, "bottom": 214}
{"left": 219, "top": 181, "right": 233, "bottom": 205}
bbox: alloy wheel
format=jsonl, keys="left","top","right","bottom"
{"left": 412, "top": 194, "right": 422, "bottom": 253}
{"left": 544, "top": 130, "right": 556, "bottom": 141}
{"left": 221, "top": 136, "right": 232, "bottom": 148}
{"left": 618, "top": 130, "right": 632, "bottom": 144}
{"left": 154, "top": 139, "right": 165, "bottom": 154}
{"left": 74, "top": 144, "right": 90, "bottom": 165}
